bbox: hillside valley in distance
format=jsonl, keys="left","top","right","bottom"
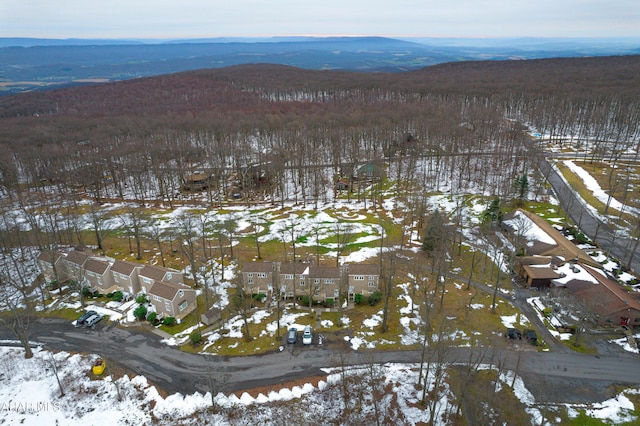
{"left": 1, "top": 36, "right": 639, "bottom": 95}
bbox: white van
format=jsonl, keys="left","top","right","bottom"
{"left": 84, "top": 314, "right": 103, "bottom": 328}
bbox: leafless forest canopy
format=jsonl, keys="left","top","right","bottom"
{"left": 0, "top": 55, "right": 639, "bottom": 206}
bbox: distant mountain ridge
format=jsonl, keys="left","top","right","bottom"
{"left": 1, "top": 36, "right": 638, "bottom": 95}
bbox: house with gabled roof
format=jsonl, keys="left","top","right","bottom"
{"left": 241, "top": 262, "right": 275, "bottom": 296}
{"left": 37, "top": 251, "right": 66, "bottom": 284}
{"left": 110, "top": 260, "right": 142, "bottom": 294}
{"left": 241, "top": 261, "right": 381, "bottom": 303}
{"left": 502, "top": 209, "right": 597, "bottom": 267}
{"left": 138, "top": 265, "right": 184, "bottom": 294}
{"left": 344, "top": 263, "right": 380, "bottom": 298}
{"left": 62, "top": 250, "right": 91, "bottom": 281}
{"left": 277, "top": 262, "right": 310, "bottom": 299}
{"left": 147, "top": 280, "right": 197, "bottom": 320}
{"left": 307, "top": 266, "right": 342, "bottom": 301}
{"left": 83, "top": 258, "right": 114, "bottom": 293}
{"left": 563, "top": 264, "right": 640, "bottom": 326}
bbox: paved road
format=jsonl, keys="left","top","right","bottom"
{"left": 539, "top": 157, "right": 639, "bottom": 274}
{"left": 7, "top": 318, "right": 640, "bottom": 399}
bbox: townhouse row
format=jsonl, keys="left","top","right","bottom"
{"left": 38, "top": 249, "right": 197, "bottom": 320}
{"left": 241, "top": 261, "right": 380, "bottom": 302}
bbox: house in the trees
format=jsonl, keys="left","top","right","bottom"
{"left": 561, "top": 264, "right": 640, "bottom": 326}
{"left": 37, "top": 251, "right": 66, "bottom": 284}
{"left": 83, "top": 258, "right": 115, "bottom": 293}
{"left": 277, "top": 263, "right": 310, "bottom": 299}
{"left": 241, "top": 261, "right": 381, "bottom": 303}
{"left": 183, "top": 171, "right": 213, "bottom": 191}
{"left": 307, "top": 266, "right": 342, "bottom": 301}
{"left": 110, "top": 260, "right": 142, "bottom": 294}
{"left": 514, "top": 256, "right": 563, "bottom": 288}
{"left": 502, "top": 209, "right": 597, "bottom": 267}
{"left": 38, "top": 250, "right": 198, "bottom": 321}
{"left": 241, "top": 262, "right": 275, "bottom": 296}
{"left": 147, "top": 280, "right": 197, "bottom": 320}
{"left": 344, "top": 264, "right": 380, "bottom": 298}
{"left": 61, "top": 250, "right": 91, "bottom": 281}
{"left": 138, "top": 265, "right": 184, "bottom": 294}
{"left": 503, "top": 209, "right": 640, "bottom": 326}
{"left": 355, "top": 162, "right": 384, "bottom": 182}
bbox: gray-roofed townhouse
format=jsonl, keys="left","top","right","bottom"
{"left": 148, "top": 280, "right": 197, "bottom": 320}
{"left": 37, "top": 251, "right": 66, "bottom": 284}
{"left": 110, "top": 260, "right": 142, "bottom": 294}
{"left": 344, "top": 264, "right": 380, "bottom": 298}
{"left": 83, "top": 257, "right": 114, "bottom": 293}
{"left": 241, "top": 262, "right": 275, "bottom": 296}
{"left": 307, "top": 266, "right": 341, "bottom": 301}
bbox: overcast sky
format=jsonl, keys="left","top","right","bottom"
{"left": 1, "top": 0, "right": 638, "bottom": 39}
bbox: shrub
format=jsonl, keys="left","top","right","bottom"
{"left": 135, "top": 295, "right": 148, "bottom": 304}
{"left": 147, "top": 312, "right": 157, "bottom": 323}
{"left": 81, "top": 287, "right": 92, "bottom": 297}
{"left": 323, "top": 298, "right": 335, "bottom": 308}
{"left": 189, "top": 331, "right": 202, "bottom": 345}
{"left": 368, "top": 291, "right": 382, "bottom": 306}
{"left": 354, "top": 293, "right": 366, "bottom": 305}
{"left": 106, "top": 292, "right": 113, "bottom": 298}
{"left": 299, "top": 295, "right": 311, "bottom": 307}
{"left": 133, "top": 304, "right": 147, "bottom": 320}
{"left": 163, "top": 316, "right": 177, "bottom": 326}
{"left": 112, "top": 291, "right": 123, "bottom": 302}
{"left": 252, "top": 293, "right": 267, "bottom": 302}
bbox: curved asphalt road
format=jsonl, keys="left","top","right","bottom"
{"left": 5, "top": 318, "right": 640, "bottom": 399}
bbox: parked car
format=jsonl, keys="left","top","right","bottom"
{"left": 506, "top": 328, "right": 522, "bottom": 340}
{"left": 524, "top": 329, "right": 538, "bottom": 346}
{"left": 84, "top": 314, "right": 103, "bottom": 328}
{"left": 287, "top": 327, "right": 298, "bottom": 344}
{"left": 92, "top": 358, "right": 106, "bottom": 375}
{"left": 302, "top": 325, "right": 312, "bottom": 345}
{"left": 75, "top": 310, "right": 97, "bottom": 327}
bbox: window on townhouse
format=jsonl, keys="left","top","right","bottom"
{"left": 257, "top": 273, "right": 267, "bottom": 278}
{"left": 178, "top": 290, "right": 184, "bottom": 298}
{"left": 166, "top": 272, "right": 173, "bottom": 281}
{"left": 315, "top": 283, "right": 320, "bottom": 290}
{"left": 179, "top": 300, "right": 189, "bottom": 311}
{"left": 324, "top": 279, "right": 333, "bottom": 285}
{"left": 247, "top": 273, "right": 253, "bottom": 278}
{"left": 165, "top": 303, "right": 172, "bottom": 312}
{"left": 369, "top": 275, "right": 376, "bottom": 280}
{"left": 314, "top": 279, "right": 320, "bottom": 284}
{"left": 299, "top": 280, "right": 305, "bottom": 287}
{"left": 285, "top": 274, "right": 293, "bottom": 280}
{"left": 248, "top": 278, "right": 253, "bottom": 284}
{"left": 368, "top": 281, "right": 376, "bottom": 287}
{"left": 354, "top": 275, "right": 365, "bottom": 280}
{"left": 153, "top": 295, "right": 162, "bottom": 302}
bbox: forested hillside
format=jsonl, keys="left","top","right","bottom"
{"left": 0, "top": 55, "right": 638, "bottom": 209}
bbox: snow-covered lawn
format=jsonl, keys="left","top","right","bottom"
{"left": 1, "top": 345, "right": 637, "bottom": 425}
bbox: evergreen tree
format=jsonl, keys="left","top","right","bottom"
{"left": 422, "top": 208, "right": 445, "bottom": 253}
